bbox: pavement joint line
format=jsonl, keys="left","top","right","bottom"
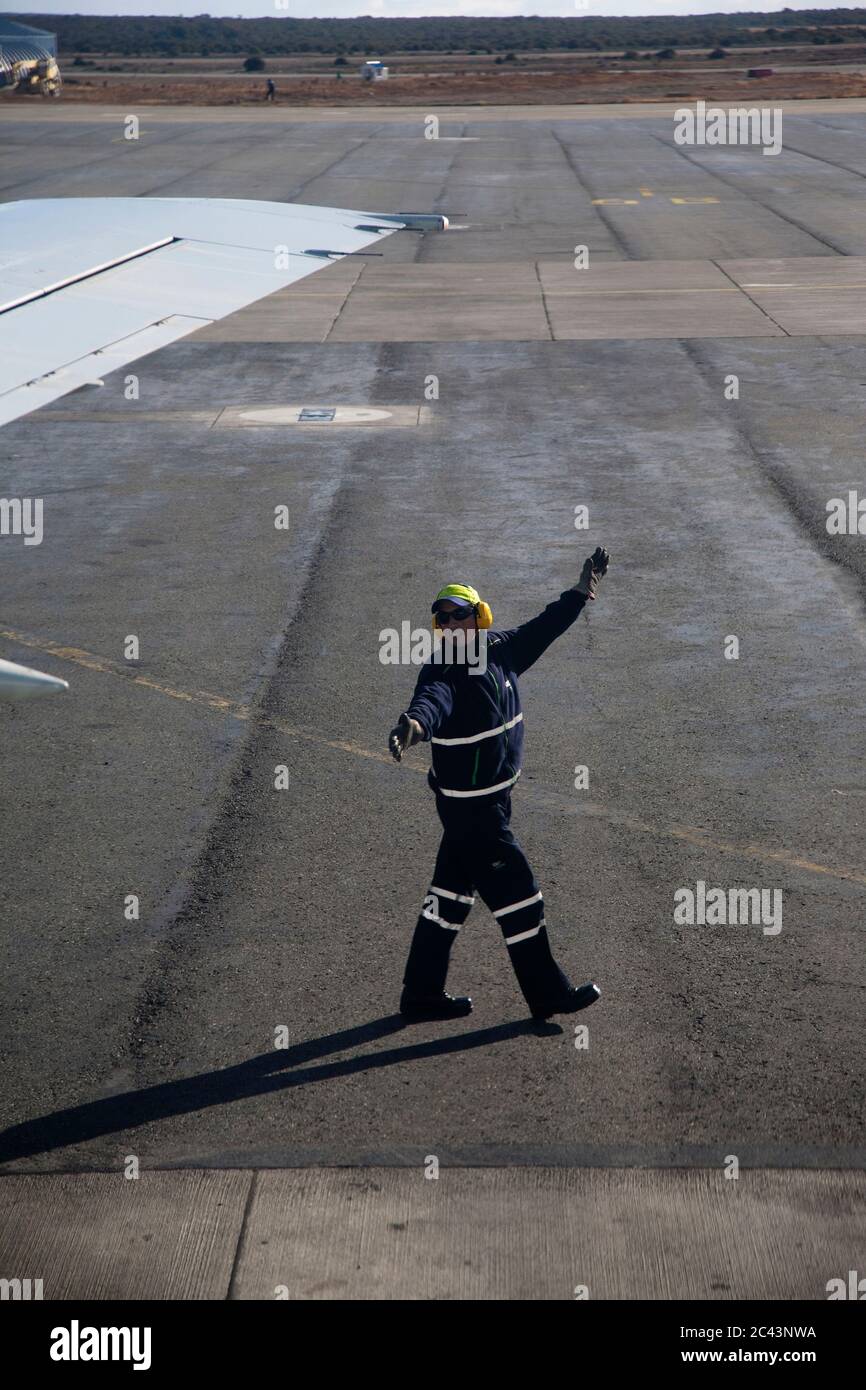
{"left": 3, "top": 624, "right": 865, "bottom": 890}
{"left": 3, "top": 1150, "right": 864, "bottom": 1171}
{"left": 533, "top": 259, "right": 554, "bottom": 340}
{"left": 226, "top": 1170, "right": 257, "bottom": 1301}
{"left": 711, "top": 259, "right": 790, "bottom": 337}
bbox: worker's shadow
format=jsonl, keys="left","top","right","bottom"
{"left": 0, "top": 1013, "right": 559, "bottom": 1164}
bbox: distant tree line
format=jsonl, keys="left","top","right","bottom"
{"left": 9, "top": 11, "right": 866, "bottom": 58}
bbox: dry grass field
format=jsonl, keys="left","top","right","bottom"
{"left": 37, "top": 44, "right": 866, "bottom": 106}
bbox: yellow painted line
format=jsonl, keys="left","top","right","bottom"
{"left": 592, "top": 196, "right": 719, "bottom": 206}
{"left": 550, "top": 286, "right": 736, "bottom": 296}
{"left": 547, "top": 283, "right": 866, "bottom": 298}
{"left": 0, "top": 629, "right": 246, "bottom": 719}
{"left": 0, "top": 627, "right": 387, "bottom": 767}
{"left": 612, "top": 814, "right": 866, "bottom": 888}
{"left": 3, "top": 625, "right": 864, "bottom": 889}
{"left": 741, "top": 282, "right": 866, "bottom": 292}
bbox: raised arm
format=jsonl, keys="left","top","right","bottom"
{"left": 493, "top": 547, "right": 611, "bottom": 676}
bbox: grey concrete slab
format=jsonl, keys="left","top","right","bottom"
{"left": 782, "top": 115, "right": 866, "bottom": 179}
{"left": 540, "top": 259, "right": 778, "bottom": 340}
{"left": 547, "top": 288, "right": 781, "bottom": 340}
{"left": 743, "top": 288, "right": 866, "bottom": 336}
{"left": 722, "top": 255, "right": 866, "bottom": 334}
{"left": 652, "top": 137, "right": 866, "bottom": 257}
{"left": 0, "top": 1171, "right": 251, "bottom": 1299}
{"left": 9, "top": 100, "right": 866, "bottom": 125}
{"left": 328, "top": 270, "right": 551, "bottom": 340}
{"left": 186, "top": 259, "right": 809, "bottom": 345}
{"left": 724, "top": 255, "right": 866, "bottom": 287}
{"left": 552, "top": 121, "right": 839, "bottom": 261}
{"left": 1, "top": 1166, "right": 859, "bottom": 1299}
{"left": 193, "top": 262, "right": 548, "bottom": 343}
{"left": 191, "top": 261, "right": 363, "bottom": 343}
{"left": 359, "top": 262, "right": 544, "bottom": 292}
{"left": 539, "top": 259, "right": 728, "bottom": 292}
{"left": 186, "top": 257, "right": 866, "bottom": 346}
{"left": 235, "top": 1167, "right": 865, "bottom": 1300}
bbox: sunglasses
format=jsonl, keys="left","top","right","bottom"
{"left": 434, "top": 605, "right": 474, "bottom": 623}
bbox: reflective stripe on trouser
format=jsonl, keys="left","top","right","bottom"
{"left": 478, "top": 843, "right": 571, "bottom": 1010}
{"left": 402, "top": 791, "right": 572, "bottom": 1008}
{"left": 402, "top": 856, "right": 476, "bottom": 995}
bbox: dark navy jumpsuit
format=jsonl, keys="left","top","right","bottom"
{"left": 401, "top": 587, "right": 589, "bottom": 1012}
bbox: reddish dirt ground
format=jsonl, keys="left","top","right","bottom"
{"left": 40, "top": 61, "right": 866, "bottom": 107}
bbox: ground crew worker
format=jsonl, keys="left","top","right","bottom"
{"left": 265, "top": 78, "right": 276, "bottom": 102}
{"left": 389, "top": 547, "right": 610, "bottom": 1022}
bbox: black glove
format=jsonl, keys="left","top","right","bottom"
{"left": 388, "top": 712, "right": 424, "bottom": 763}
{"left": 574, "top": 546, "right": 611, "bottom": 601}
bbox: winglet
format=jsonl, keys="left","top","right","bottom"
{"left": 368, "top": 213, "right": 449, "bottom": 232}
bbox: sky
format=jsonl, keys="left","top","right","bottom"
{"left": 6, "top": 2, "right": 861, "bottom": 19}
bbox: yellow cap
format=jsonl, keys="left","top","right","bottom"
{"left": 431, "top": 583, "right": 493, "bottom": 630}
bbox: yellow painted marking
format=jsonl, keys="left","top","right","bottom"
{"left": 553, "top": 287, "right": 736, "bottom": 296}
{"left": 0, "top": 630, "right": 243, "bottom": 718}
{"left": 639, "top": 188, "right": 655, "bottom": 198}
{"left": 0, "top": 627, "right": 385, "bottom": 766}
{"left": 670, "top": 197, "right": 720, "bottom": 204}
{"left": 547, "top": 283, "right": 866, "bottom": 298}
{"left": 592, "top": 198, "right": 640, "bottom": 206}
{"left": 3, "top": 625, "right": 864, "bottom": 890}
{"left": 741, "top": 282, "right": 866, "bottom": 292}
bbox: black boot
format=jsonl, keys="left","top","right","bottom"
{"left": 400, "top": 988, "right": 473, "bottom": 1021}
{"left": 530, "top": 981, "right": 600, "bottom": 1022}
{"left": 401, "top": 915, "right": 458, "bottom": 1004}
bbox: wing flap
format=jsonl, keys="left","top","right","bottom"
{"left": 0, "top": 316, "right": 209, "bottom": 427}
{"left": 0, "top": 196, "right": 445, "bottom": 425}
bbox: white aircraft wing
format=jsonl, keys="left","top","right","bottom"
{"left": 0, "top": 657, "right": 69, "bottom": 701}
{"left": 0, "top": 197, "right": 447, "bottom": 426}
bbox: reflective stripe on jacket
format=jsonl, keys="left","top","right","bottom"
{"left": 406, "top": 588, "right": 587, "bottom": 800}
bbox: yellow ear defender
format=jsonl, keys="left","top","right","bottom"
{"left": 431, "top": 584, "right": 493, "bottom": 631}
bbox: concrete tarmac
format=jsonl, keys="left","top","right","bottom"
{"left": 1, "top": 1167, "right": 862, "bottom": 1300}
{"left": 0, "top": 103, "right": 863, "bottom": 1299}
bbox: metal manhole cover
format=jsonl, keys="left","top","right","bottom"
{"left": 215, "top": 404, "right": 431, "bottom": 429}
{"left": 228, "top": 405, "right": 398, "bottom": 427}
